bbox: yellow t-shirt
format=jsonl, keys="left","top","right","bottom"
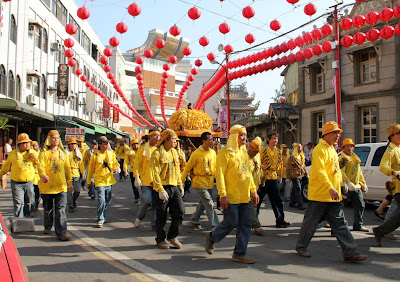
{"left": 123, "top": 149, "right": 137, "bottom": 173}
{"left": 133, "top": 144, "right": 157, "bottom": 186}
{"left": 87, "top": 150, "right": 119, "bottom": 188}
{"left": 260, "top": 146, "right": 282, "bottom": 180}
{"left": 69, "top": 151, "right": 85, "bottom": 178}
{"left": 249, "top": 153, "right": 262, "bottom": 188}
{"left": 115, "top": 144, "right": 130, "bottom": 159}
{"left": 379, "top": 142, "right": 400, "bottom": 194}
{"left": 151, "top": 146, "right": 182, "bottom": 192}
{"left": 339, "top": 152, "right": 365, "bottom": 189}
{"left": 0, "top": 149, "right": 38, "bottom": 182}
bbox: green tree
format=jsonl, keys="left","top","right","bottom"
{"left": 271, "top": 82, "right": 286, "bottom": 103}
{"left": 0, "top": 118, "right": 14, "bottom": 131}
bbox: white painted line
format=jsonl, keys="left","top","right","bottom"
{"left": 68, "top": 225, "right": 180, "bottom": 282}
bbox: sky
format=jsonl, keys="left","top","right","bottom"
{"left": 76, "top": 0, "right": 355, "bottom": 114}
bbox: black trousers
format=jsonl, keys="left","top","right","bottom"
{"left": 257, "top": 179, "right": 285, "bottom": 224}
{"left": 129, "top": 172, "right": 140, "bottom": 199}
{"left": 154, "top": 186, "right": 185, "bottom": 243}
{"left": 118, "top": 159, "right": 125, "bottom": 179}
{"left": 375, "top": 193, "right": 400, "bottom": 236}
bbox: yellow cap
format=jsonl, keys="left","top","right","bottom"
{"left": 157, "top": 129, "right": 177, "bottom": 147}
{"left": 387, "top": 123, "right": 400, "bottom": 137}
{"left": 68, "top": 137, "right": 77, "bottom": 145}
{"left": 130, "top": 138, "right": 139, "bottom": 145}
{"left": 322, "top": 121, "right": 343, "bottom": 136}
{"left": 119, "top": 138, "right": 125, "bottom": 142}
{"left": 342, "top": 138, "right": 355, "bottom": 148}
{"left": 77, "top": 137, "right": 84, "bottom": 142}
{"left": 17, "top": 133, "right": 32, "bottom": 144}
{"left": 249, "top": 137, "right": 262, "bottom": 152}
{"left": 48, "top": 130, "right": 60, "bottom": 137}
{"left": 31, "top": 141, "right": 38, "bottom": 146}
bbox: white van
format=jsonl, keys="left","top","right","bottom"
{"left": 304, "top": 142, "right": 390, "bottom": 202}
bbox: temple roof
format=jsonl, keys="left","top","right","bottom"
{"left": 221, "top": 93, "right": 254, "bottom": 101}
{"left": 230, "top": 106, "right": 258, "bottom": 111}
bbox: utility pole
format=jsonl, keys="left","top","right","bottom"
{"left": 334, "top": 4, "right": 342, "bottom": 142}
{"left": 226, "top": 52, "right": 231, "bottom": 130}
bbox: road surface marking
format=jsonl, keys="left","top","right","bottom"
{"left": 68, "top": 226, "right": 179, "bottom": 282}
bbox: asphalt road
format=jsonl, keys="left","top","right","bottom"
{"left": 1, "top": 177, "right": 399, "bottom": 282}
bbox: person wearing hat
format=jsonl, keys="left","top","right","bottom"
{"left": 287, "top": 144, "right": 307, "bottom": 210}
{"left": 133, "top": 130, "right": 160, "bottom": 230}
{"left": 83, "top": 139, "right": 98, "bottom": 199}
{"left": 124, "top": 138, "right": 140, "bottom": 203}
{"left": 77, "top": 136, "right": 89, "bottom": 190}
{"left": 87, "top": 136, "right": 119, "bottom": 228}
{"left": 205, "top": 125, "right": 259, "bottom": 264}
{"left": 338, "top": 138, "right": 369, "bottom": 232}
{"left": 37, "top": 130, "right": 72, "bottom": 241}
{"left": 279, "top": 144, "right": 290, "bottom": 201}
{"left": 0, "top": 133, "right": 38, "bottom": 217}
{"left": 259, "top": 133, "right": 290, "bottom": 228}
{"left": 115, "top": 138, "right": 130, "bottom": 181}
{"left": 67, "top": 137, "right": 85, "bottom": 212}
{"left": 248, "top": 137, "right": 264, "bottom": 235}
{"left": 296, "top": 121, "right": 367, "bottom": 262}
{"left": 304, "top": 142, "right": 314, "bottom": 166}
{"left": 151, "top": 129, "right": 185, "bottom": 249}
{"left": 181, "top": 132, "right": 218, "bottom": 230}
{"left": 31, "top": 141, "right": 41, "bottom": 211}
{"left": 373, "top": 123, "right": 400, "bottom": 246}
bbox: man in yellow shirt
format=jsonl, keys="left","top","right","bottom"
{"left": 296, "top": 121, "right": 367, "bottom": 262}
{"left": 87, "top": 136, "right": 119, "bottom": 228}
{"left": 205, "top": 125, "right": 259, "bottom": 264}
{"left": 373, "top": 124, "right": 400, "bottom": 246}
{"left": 31, "top": 141, "right": 41, "bottom": 211}
{"left": 67, "top": 137, "right": 85, "bottom": 212}
{"left": 259, "top": 133, "right": 290, "bottom": 228}
{"left": 124, "top": 138, "right": 140, "bottom": 203}
{"left": 0, "top": 133, "right": 37, "bottom": 217}
{"left": 115, "top": 138, "right": 130, "bottom": 181}
{"left": 77, "top": 136, "right": 89, "bottom": 190}
{"left": 83, "top": 140, "right": 98, "bottom": 199}
{"left": 38, "top": 130, "right": 72, "bottom": 241}
{"left": 181, "top": 132, "right": 218, "bottom": 229}
{"left": 339, "top": 138, "right": 369, "bottom": 232}
{"left": 151, "top": 129, "right": 184, "bottom": 249}
{"left": 133, "top": 130, "right": 160, "bottom": 229}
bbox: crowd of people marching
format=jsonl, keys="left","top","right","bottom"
{"left": 1, "top": 121, "right": 400, "bottom": 264}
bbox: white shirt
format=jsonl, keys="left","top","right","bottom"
{"left": 4, "top": 143, "right": 12, "bottom": 155}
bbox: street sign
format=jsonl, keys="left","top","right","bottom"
{"left": 57, "top": 64, "right": 69, "bottom": 99}
{"left": 113, "top": 106, "right": 119, "bottom": 123}
{"left": 66, "top": 128, "right": 85, "bottom": 135}
{"left": 65, "top": 135, "right": 84, "bottom": 141}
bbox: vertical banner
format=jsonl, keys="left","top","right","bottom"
{"left": 57, "top": 64, "right": 69, "bottom": 99}
{"left": 113, "top": 106, "right": 119, "bottom": 123}
{"left": 219, "top": 106, "right": 228, "bottom": 138}
{"left": 103, "top": 100, "right": 110, "bottom": 118}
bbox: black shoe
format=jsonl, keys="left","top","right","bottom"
{"left": 298, "top": 206, "right": 306, "bottom": 210}
{"left": 373, "top": 210, "right": 385, "bottom": 221}
{"left": 282, "top": 221, "right": 291, "bottom": 226}
{"left": 276, "top": 223, "right": 288, "bottom": 228}
{"left": 91, "top": 196, "right": 95, "bottom": 199}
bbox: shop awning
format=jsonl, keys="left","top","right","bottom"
{"left": 0, "top": 98, "right": 54, "bottom": 121}
{"left": 72, "top": 117, "right": 109, "bottom": 134}
{"left": 56, "top": 117, "right": 96, "bottom": 135}
{"left": 108, "top": 127, "right": 131, "bottom": 138}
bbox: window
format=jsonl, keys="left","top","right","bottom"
{"left": 41, "top": 0, "right": 51, "bottom": 8}
{"left": 41, "top": 75, "right": 46, "bottom": 99}
{"left": 35, "top": 28, "right": 41, "bottom": 48}
{"left": 61, "top": 45, "right": 66, "bottom": 64}
{"left": 55, "top": 40, "right": 60, "bottom": 63}
{"left": 10, "top": 15, "right": 17, "bottom": 44}
{"left": 16, "top": 75, "right": 21, "bottom": 101}
{"left": 310, "top": 63, "right": 324, "bottom": 94}
{"left": 69, "top": 15, "right": 80, "bottom": 43}
{"left": 361, "top": 106, "right": 377, "bottom": 143}
{"left": 314, "top": 112, "right": 324, "bottom": 141}
{"left": 91, "top": 43, "right": 98, "bottom": 62}
{"left": 0, "top": 65, "right": 5, "bottom": 94}
{"left": 52, "top": 0, "right": 67, "bottom": 26}
{"left": 42, "top": 29, "right": 48, "bottom": 53}
{"left": 32, "top": 77, "right": 40, "bottom": 97}
{"left": 371, "top": 146, "right": 387, "bottom": 166}
{"left": 8, "top": 71, "right": 14, "bottom": 99}
{"left": 353, "top": 146, "right": 371, "bottom": 166}
{"left": 357, "top": 49, "right": 377, "bottom": 84}
{"left": 81, "top": 31, "right": 91, "bottom": 54}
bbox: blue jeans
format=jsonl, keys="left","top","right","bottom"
{"left": 96, "top": 186, "right": 112, "bottom": 223}
{"left": 42, "top": 192, "right": 67, "bottom": 236}
{"left": 11, "top": 180, "right": 34, "bottom": 217}
{"left": 385, "top": 197, "right": 398, "bottom": 222}
{"left": 136, "top": 186, "right": 156, "bottom": 228}
{"left": 257, "top": 180, "right": 285, "bottom": 224}
{"left": 296, "top": 201, "right": 358, "bottom": 258}
{"left": 88, "top": 182, "right": 96, "bottom": 198}
{"left": 290, "top": 178, "right": 304, "bottom": 207}
{"left": 191, "top": 188, "right": 219, "bottom": 228}
{"left": 67, "top": 177, "right": 81, "bottom": 209}
{"left": 210, "top": 203, "right": 251, "bottom": 256}
{"left": 347, "top": 189, "right": 365, "bottom": 229}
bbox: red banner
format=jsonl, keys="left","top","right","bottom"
{"left": 113, "top": 106, "right": 119, "bottom": 123}
{"left": 103, "top": 100, "right": 110, "bottom": 118}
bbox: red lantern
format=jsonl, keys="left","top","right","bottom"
{"left": 85, "top": 81, "right": 91, "bottom": 88}
{"left": 270, "top": 19, "right": 281, "bottom": 31}
{"left": 242, "top": 6, "right": 255, "bottom": 19}
{"left": 136, "top": 74, "right": 143, "bottom": 80}
{"left": 109, "top": 37, "right": 120, "bottom": 47}
{"left": 313, "top": 44, "right": 323, "bottom": 56}
{"left": 219, "top": 22, "right": 230, "bottom": 35}
{"left": 128, "top": 3, "right": 141, "bottom": 17}
{"left": 163, "top": 63, "right": 170, "bottom": 71}
{"left": 366, "top": 28, "right": 380, "bottom": 41}
{"left": 107, "top": 73, "right": 114, "bottom": 80}
{"left": 188, "top": 75, "right": 195, "bottom": 81}
{"left": 103, "top": 65, "right": 111, "bottom": 72}
{"left": 303, "top": 32, "right": 313, "bottom": 44}
{"left": 395, "top": 23, "right": 400, "bottom": 36}
{"left": 185, "top": 81, "right": 192, "bottom": 86}
{"left": 116, "top": 22, "right": 128, "bottom": 34}
{"left": 90, "top": 85, "right": 96, "bottom": 91}
{"left": 191, "top": 68, "right": 198, "bottom": 75}
{"left": 169, "top": 55, "right": 177, "bottom": 64}
{"left": 353, "top": 31, "right": 366, "bottom": 45}
{"left": 379, "top": 7, "right": 393, "bottom": 22}
{"left": 304, "top": 3, "right": 317, "bottom": 16}
{"left": 274, "top": 58, "right": 282, "bottom": 68}
{"left": 366, "top": 11, "right": 379, "bottom": 26}
{"left": 134, "top": 57, "right": 143, "bottom": 65}
{"left": 64, "top": 38, "right": 74, "bottom": 48}
{"left": 155, "top": 39, "right": 166, "bottom": 49}
{"left": 64, "top": 49, "right": 74, "bottom": 58}
{"left": 224, "top": 44, "right": 234, "bottom": 53}
{"left": 340, "top": 17, "right": 353, "bottom": 31}
{"left": 77, "top": 6, "right": 90, "bottom": 20}
{"left": 340, "top": 35, "right": 353, "bottom": 48}
{"left": 144, "top": 49, "right": 153, "bottom": 58}
{"left": 65, "top": 23, "right": 77, "bottom": 35}
{"left": 321, "top": 23, "right": 333, "bottom": 36}
{"left": 280, "top": 42, "right": 289, "bottom": 53}
{"left": 188, "top": 7, "right": 201, "bottom": 20}
{"left": 304, "top": 48, "right": 313, "bottom": 59}
{"left": 380, "top": 25, "right": 395, "bottom": 39}
{"left": 110, "top": 78, "right": 117, "bottom": 85}
{"left": 80, "top": 75, "right": 87, "bottom": 82}
{"left": 67, "top": 58, "right": 75, "bottom": 67}
{"left": 311, "top": 28, "right": 322, "bottom": 41}
{"left": 287, "top": 39, "right": 296, "bottom": 50}
{"left": 352, "top": 14, "right": 365, "bottom": 29}
{"left": 287, "top": 0, "right": 299, "bottom": 4}
{"left": 137, "top": 80, "right": 143, "bottom": 86}
{"left": 322, "top": 41, "right": 332, "bottom": 53}
{"left": 169, "top": 25, "right": 181, "bottom": 37}
{"left": 99, "top": 56, "right": 108, "bottom": 65}
{"left": 394, "top": 4, "right": 400, "bottom": 18}
{"left": 135, "top": 66, "right": 142, "bottom": 73}
{"left": 296, "top": 51, "right": 305, "bottom": 61}
{"left": 161, "top": 78, "right": 168, "bottom": 85}
{"left": 195, "top": 59, "right": 203, "bottom": 67}
{"left": 288, "top": 53, "right": 296, "bottom": 64}
{"left": 182, "top": 46, "right": 192, "bottom": 56}
{"left": 273, "top": 45, "right": 282, "bottom": 55}
{"left": 74, "top": 68, "right": 82, "bottom": 76}
{"left": 207, "top": 52, "right": 216, "bottom": 61}
{"left": 162, "top": 72, "right": 169, "bottom": 78}
{"left": 267, "top": 48, "right": 275, "bottom": 58}
{"left": 199, "top": 36, "right": 209, "bottom": 47}
{"left": 295, "top": 36, "right": 304, "bottom": 47}
{"left": 104, "top": 47, "right": 113, "bottom": 57}
{"left": 245, "top": 33, "right": 255, "bottom": 44}
{"left": 281, "top": 56, "right": 289, "bottom": 66}
{"left": 280, "top": 98, "right": 286, "bottom": 103}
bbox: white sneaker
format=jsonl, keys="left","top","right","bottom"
{"left": 134, "top": 218, "right": 141, "bottom": 228}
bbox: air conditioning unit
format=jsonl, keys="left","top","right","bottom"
{"left": 29, "top": 24, "right": 40, "bottom": 36}
{"left": 50, "top": 42, "right": 62, "bottom": 52}
{"left": 27, "top": 95, "right": 38, "bottom": 106}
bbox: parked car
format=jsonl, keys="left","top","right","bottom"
{"left": 0, "top": 212, "right": 28, "bottom": 281}
{"left": 304, "top": 142, "right": 390, "bottom": 202}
